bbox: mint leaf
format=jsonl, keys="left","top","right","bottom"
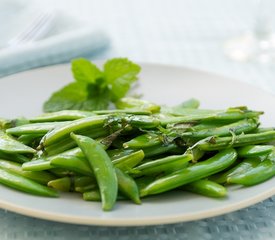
{"left": 72, "top": 58, "right": 102, "bottom": 83}
{"left": 43, "top": 58, "right": 141, "bottom": 112}
{"left": 104, "top": 58, "right": 141, "bottom": 101}
{"left": 43, "top": 82, "right": 110, "bottom": 112}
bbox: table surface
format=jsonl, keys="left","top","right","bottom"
{"left": 2, "top": 0, "right": 275, "bottom": 239}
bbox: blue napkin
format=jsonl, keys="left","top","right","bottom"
{"left": 0, "top": 0, "right": 110, "bottom": 77}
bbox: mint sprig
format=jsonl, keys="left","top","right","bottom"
{"left": 43, "top": 58, "right": 141, "bottom": 112}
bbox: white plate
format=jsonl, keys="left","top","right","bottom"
{"left": 0, "top": 63, "right": 275, "bottom": 226}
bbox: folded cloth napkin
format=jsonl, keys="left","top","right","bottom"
{"left": 0, "top": 0, "right": 110, "bottom": 77}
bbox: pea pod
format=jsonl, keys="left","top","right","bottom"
{"left": 159, "top": 108, "right": 262, "bottom": 125}
{"left": 132, "top": 153, "right": 192, "bottom": 177}
{"left": 0, "top": 168, "right": 58, "bottom": 197}
{"left": 115, "top": 168, "right": 141, "bottom": 204}
{"left": 30, "top": 110, "right": 96, "bottom": 122}
{"left": 112, "top": 150, "right": 144, "bottom": 171}
{"left": 142, "top": 143, "right": 179, "bottom": 158}
{"left": 93, "top": 109, "right": 152, "bottom": 115}
{"left": 237, "top": 145, "right": 274, "bottom": 158}
{"left": 123, "top": 133, "right": 161, "bottom": 149}
{"left": 181, "top": 118, "right": 258, "bottom": 139}
{"left": 41, "top": 126, "right": 109, "bottom": 156}
{"left": 40, "top": 115, "right": 109, "bottom": 147}
{"left": 0, "top": 159, "right": 56, "bottom": 185}
{"left": 197, "top": 131, "right": 275, "bottom": 151}
{"left": 71, "top": 133, "right": 118, "bottom": 211}
{"left": 0, "top": 130, "right": 35, "bottom": 154}
{"left": 181, "top": 179, "right": 227, "bottom": 198}
{"left": 48, "top": 176, "right": 97, "bottom": 192}
{"left": 227, "top": 156, "right": 275, "bottom": 186}
{"left": 22, "top": 158, "right": 52, "bottom": 171}
{"left": 6, "top": 122, "right": 67, "bottom": 136}
{"left": 115, "top": 97, "right": 161, "bottom": 113}
{"left": 18, "top": 134, "right": 43, "bottom": 146}
{"left": 83, "top": 189, "right": 126, "bottom": 201}
{"left": 140, "top": 148, "right": 237, "bottom": 197}
{"left": 210, "top": 158, "right": 261, "bottom": 184}
{"left": 50, "top": 155, "right": 93, "bottom": 176}
{"left": 48, "top": 177, "right": 72, "bottom": 192}
{"left": 0, "top": 151, "right": 30, "bottom": 163}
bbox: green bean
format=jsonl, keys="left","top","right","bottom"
{"left": 237, "top": 145, "right": 274, "bottom": 158}
{"left": 197, "top": 131, "right": 275, "bottom": 151}
{"left": 140, "top": 148, "right": 237, "bottom": 197}
{"left": 0, "top": 130, "right": 36, "bottom": 154}
{"left": 181, "top": 179, "right": 227, "bottom": 198}
{"left": 0, "top": 168, "right": 58, "bottom": 197}
{"left": 71, "top": 133, "right": 118, "bottom": 211}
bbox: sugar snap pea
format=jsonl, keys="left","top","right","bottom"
{"left": 197, "top": 131, "right": 275, "bottom": 151}
{"left": 132, "top": 153, "right": 192, "bottom": 177}
{"left": 140, "top": 148, "right": 237, "bottom": 197}
{"left": 40, "top": 115, "right": 109, "bottom": 147}
{"left": 6, "top": 122, "right": 67, "bottom": 136}
{"left": 181, "top": 179, "right": 227, "bottom": 198}
{"left": 0, "top": 168, "right": 58, "bottom": 197}
{"left": 210, "top": 158, "right": 261, "bottom": 184}
{"left": 181, "top": 118, "right": 258, "bottom": 139}
{"left": 115, "top": 168, "right": 141, "bottom": 204}
{"left": 30, "top": 110, "right": 96, "bottom": 122}
{"left": 227, "top": 152, "right": 275, "bottom": 186}
{"left": 0, "top": 159, "right": 56, "bottom": 185}
{"left": 0, "top": 130, "right": 36, "bottom": 154}
{"left": 237, "top": 145, "right": 274, "bottom": 158}
{"left": 71, "top": 133, "right": 118, "bottom": 211}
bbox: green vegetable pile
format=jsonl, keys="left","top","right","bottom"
{"left": 1, "top": 58, "right": 275, "bottom": 211}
